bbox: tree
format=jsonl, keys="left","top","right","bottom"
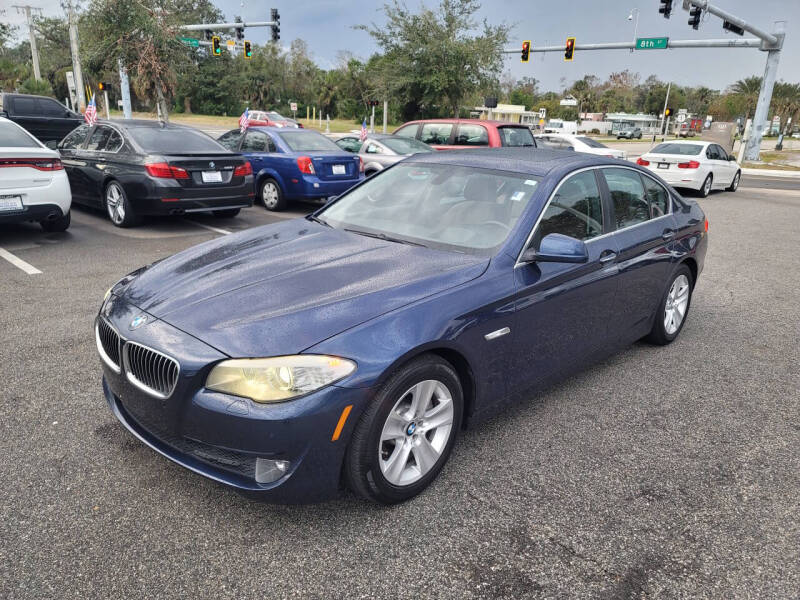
{"left": 729, "top": 76, "right": 762, "bottom": 119}
{"left": 358, "top": 0, "right": 508, "bottom": 118}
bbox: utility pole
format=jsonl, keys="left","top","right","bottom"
{"left": 13, "top": 5, "right": 42, "bottom": 81}
{"left": 118, "top": 58, "right": 132, "bottom": 119}
{"left": 66, "top": 0, "right": 86, "bottom": 112}
{"left": 383, "top": 100, "right": 388, "bottom": 134}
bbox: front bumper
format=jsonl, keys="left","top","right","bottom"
{"left": 97, "top": 297, "right": 371, "bottom": 502}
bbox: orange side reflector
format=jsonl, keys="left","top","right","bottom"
{"left": 704, "top": 218, "right": 709, "bottom": 232}
{"left": 331, "top": 405, "right": 353, "bottom": 442}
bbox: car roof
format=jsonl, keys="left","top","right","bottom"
{"left": 93, "top": 119, "right": 195, "bottom": 130}
{"left": 400, "top": 147, "right": 614, "bottom": 176}
{"left": 399, "top": 118, "right": 529, "bottom": 128}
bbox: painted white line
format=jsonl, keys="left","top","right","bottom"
{"left": 184, "top": 220, "right": 231, "bottom": 235}
{"left": 738, "top": 187, "right": 800, "bottom": 197}
{"left": 0, "top": 247, "right": 42, "bottom": 275}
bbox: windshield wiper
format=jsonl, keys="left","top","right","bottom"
{"left": 307, "top": 214, "right": 330, "bottom": 227}
{"left": 344, "top": 228, "right": 427, "bottom": 248}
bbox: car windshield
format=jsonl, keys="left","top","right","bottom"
{"left": 577, "top": 136, "right": 606, "bottom": 148}
{"left": 498, "top": 127, "right": 535, "bottom": 147}
{"left": 318, "top": 163, "right": 540, "bottom": 255}
{"left": 380, "top": 137, "right": 432, "bottom": 154}
{"left": 279, "top": 131, "right": 341, "bottom": 152}
{"left": 128, "top": 127, "right": 226, "bottom": 153}
{"left": 0, "top": 120, "right": 40, "bottom": 147}
{"left": 652, "top": 143, "right": 703, "bottom": 155}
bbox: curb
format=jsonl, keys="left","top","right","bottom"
{"left": 741, "top": 168, "right": 800, "bottom": 178}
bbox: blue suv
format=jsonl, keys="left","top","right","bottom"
{"left": 218, "top": 126, "right": 364, "bottom": 211}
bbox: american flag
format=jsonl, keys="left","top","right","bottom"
{"left": 359, "top": 118, "right": 367, "bottom": 141}
{"left": 239, "top": 107, "right": 250, "bottom": 133}
{"left": 84, "top": 94, "right": 97, "bottom": 125}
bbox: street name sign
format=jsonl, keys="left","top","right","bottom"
{"left": 636, "top": 37, "right": 669, "bottom": 50}
{"left": 180, "top": 37, "right": 200, "bottom": 47}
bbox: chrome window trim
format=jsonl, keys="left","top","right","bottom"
{"left": 95, "top": 318, "right": 121, "bottom": 374}
{"left": 122, "top": 341, "right": 181, "bottom": 400}
{"left": 514, "top": 164, "right": 674, "bottom": 268}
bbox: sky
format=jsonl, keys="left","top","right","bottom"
{"left": 3, "top": 0, "right": 798, "bottom": 92}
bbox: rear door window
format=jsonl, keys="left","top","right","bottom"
{"left": 13, "top": 97, "right": 38, "bottom": 116}
{"left": 602, "top": 168, "right": 650, "bottom": 229}
{"left": 499, "top": 127, "right": 535, "bottom": 147}
{"left": 420, "top": 123, "right": 453, "bottom": 145}
{"left": 641, "top": 175, "right": 670, "bottom": 218}
{"left": 104, "top": 129, "right": 124, "bottom": 152}
{"left": 85, "top": 126, "right": 114, "bottom": 151}
{"left": 336, "top": 137, "right": 363, "bottom": 153}
{"left": 39, "top": 98, "right": 67, "bottom": 117}
{"left": 454, "top": 124, "right": 488, "bottom": 146}
{"left": 393, "top": 124, "right": 419, "bottom": 139}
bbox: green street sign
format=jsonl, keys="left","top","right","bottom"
{"left": 180, "top": 37, "right": 200, "bottom": 47}
{"left": 636, "top": 37, "right": 669, "bottom": 50}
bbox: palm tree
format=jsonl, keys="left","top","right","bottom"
{"left": 729, "top": 76, "right": 762, "bottom": 120}
{"left": 771, "top": 82, "right": 800, "bottom": 135}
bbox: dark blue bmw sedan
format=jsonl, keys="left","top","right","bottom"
{"left": 96, "top": 149, "right": 708, "bottom": 504}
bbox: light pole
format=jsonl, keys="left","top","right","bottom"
{"left": 627, "top": 8, "right": 639, "bottom": 53}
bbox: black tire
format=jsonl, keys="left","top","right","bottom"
{"left": 637, "top": 134, "right": 642, "bottom": 139}
{"left": 40, "top": 210, "right": 70, "bottom": 232}
{"left": 645, "top": 264, "right": 694, "bottom": 346}
{"left": 212, "top": 208, "right": 241, "bottom": 218}
{"left": 105, "top": 180, "right": 139, "bottom": 227}
{"left": 259, "top": 177, "right": 286, "bottom": 211}
{"left": 344, "top": 354, "right": 463, "bottom": 504}
{"left": 365, "top": 170, "right": 378, "bottom": 178}
{"left": 698, "top": 174, "right": 712, "bottom": 198}
{"left": 726, "top": 170, "right": 741, "bottom": 192}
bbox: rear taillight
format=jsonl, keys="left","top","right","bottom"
{"left": 678, "top": 160, "right": 700, "bottom": 169}
{"left": 636, "top": 157, "right": 650, "bottom": 166}
{"left": 145, "top": 162, "right": 189, "bottom": 179}
{"left": 0, "top": 158, "right": 63, "bottom": 171}
{"left": 297, "top": 156, "right": 315, "bottom": 175}
{"left": 233, "top": 162, "right": 252, "bottom": 176}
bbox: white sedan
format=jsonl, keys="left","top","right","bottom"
{"left": 0, "top": 117, "right": 71, "bottom": 231}
{"left": 534, "top": 133, "right": 626, "bottom": 160}
{"left": 636, "top": 141, "right": 741, "bottom": 197}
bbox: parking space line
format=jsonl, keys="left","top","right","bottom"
{"left": 184, "top": 220, "right": 231, "bottom": 235}
{"left": 0, "top": 247, "right": 42, "bottom": 275}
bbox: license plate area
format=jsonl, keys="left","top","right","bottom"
{"left": 657, "top": 162, "right": 669, "bottom": 169}
{"left": 0, "top": 195, "right": 23, "bottom": 212}
{"left": 332, "top": 164, "right": 346, "bottom": 175}
{"left": 201, "top": 171, "right": 223, "bottom": 183}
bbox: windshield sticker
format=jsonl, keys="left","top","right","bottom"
{"left": 524, "top": 179, "right": 537, "bottom": 186}
{"left": 511, "top": 191, "right": 525, "bottom": 202}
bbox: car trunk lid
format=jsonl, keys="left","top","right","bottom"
{"left": 309, "top": 152, "right": 361, "bottom": 181}
{"left": 156, "top": 153, "right": 246, "bottom": 187}
{"left": 0, "top": 147, "right": 59, "bottom": 189}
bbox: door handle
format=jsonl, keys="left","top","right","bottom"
{"left": 662, "top": 229, "right": 676, "bottom": 240}
{"left": 599, "top": 251, "right": 617, "bottom": 264}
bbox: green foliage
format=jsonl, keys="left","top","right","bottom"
{"left": 19, "top": 77, "right": 54, "bottom": 96}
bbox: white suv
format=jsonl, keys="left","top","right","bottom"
{"left": 0, "top": 116, "right": 71, "bottom": 231}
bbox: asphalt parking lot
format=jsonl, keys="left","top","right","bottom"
{"left": 1, "top": 175, "right": 798, "bottom": 599}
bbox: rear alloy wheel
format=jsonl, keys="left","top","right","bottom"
{"left": 40, "top": 210, "right": 70, "bottom": 232}
{"left": 726, "top": 171, "right": 741, "bottom": 192}
{"left": 212, "top": 208, "right": 241, "bottom": 218}
{"left": 345, "top": 354, "right": 463, "bottom": 504}
{"left": 699, "top": 174, "right": 712, "bottom": 198}
{"left": 645, "top": 265, "right": 693, "bottom": 345}
{"left": 105, "top": 181, "right": 138, "bottom": 227}
{"left": 260, "top": 178, "right": 286, "bottom": 211}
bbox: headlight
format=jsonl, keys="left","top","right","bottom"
{"left": 205, "top": 355, "right": 356, "bottom": 403}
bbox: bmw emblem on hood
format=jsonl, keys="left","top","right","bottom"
{"left": 209, "top": 161, "right": 215, "bottom": 169}
{"left": 129, "top": 315, "right": 148, "bottom": 330}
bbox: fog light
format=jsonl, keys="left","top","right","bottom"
{"left": 255, "top": 458, "right": 290, "bottom": 483}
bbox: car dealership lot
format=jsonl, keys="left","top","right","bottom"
{"left": 1, "top": 177, "right": 798, "bottom": 598}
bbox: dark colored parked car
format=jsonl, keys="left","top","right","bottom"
{"left": 59, "top": 120, "right": 254, "bottom": 227}
{"left": 392, "top": 118, "right": 537, "bottom": 150}
{"left": 96, "top": 148, "right": 707, "bottom": 504}
{"left": 217, "top": 126, "right": 363, "bottom": 211}
{"left": 0, "top": 92, "right": 83, "bottom": 144}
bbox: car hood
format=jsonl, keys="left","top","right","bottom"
{"left": 122, "top": 220, "right": 488, "bottom": 357}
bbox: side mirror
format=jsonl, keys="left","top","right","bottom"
{"left": 44, "top": 140, "right": 58, "bottom": 150}
{"left": 520, "top": 233, "right": 589, "bottom": 264}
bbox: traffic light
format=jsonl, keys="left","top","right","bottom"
{"left": 665, "top": 107, "right": 673, "bottom": 118}
{"left": 243, "top": 40, "right": 252, "bottom": 59}
{"left": 211, "top": 36, "right": 222, "bottom": 56}
{"left": 521, "top": 40, "right": 531, "bottom": 63}
{"left": 564, "top": 37, "right": 575, "bottom": 61}
{"left": 688, "top": 6, "right": 702, "bottom": 29}
{"left": 271, "top": 8, "right": 280, "bottom": 43}
{"left": 235, "top": 27, "right": 244, "bottom": 41}
{"left": 97, "top": 82, "right": 111, "bottom": 92}
{"left": 722, "top": 20, "right": 745, "bottom": 35}
{"left": 658, "top": 0, "right": 672, "bottom": 19}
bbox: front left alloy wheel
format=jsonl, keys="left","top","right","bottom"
{"left": 345, "top": 354, "right": 463, "bottom": 504}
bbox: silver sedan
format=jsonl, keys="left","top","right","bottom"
{"left": 335, "top": 134, "right": 433, "bottom": 176}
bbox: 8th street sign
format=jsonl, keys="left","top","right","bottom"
{"left": 636, "top": 37, "right": 669, "bottom": 50}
